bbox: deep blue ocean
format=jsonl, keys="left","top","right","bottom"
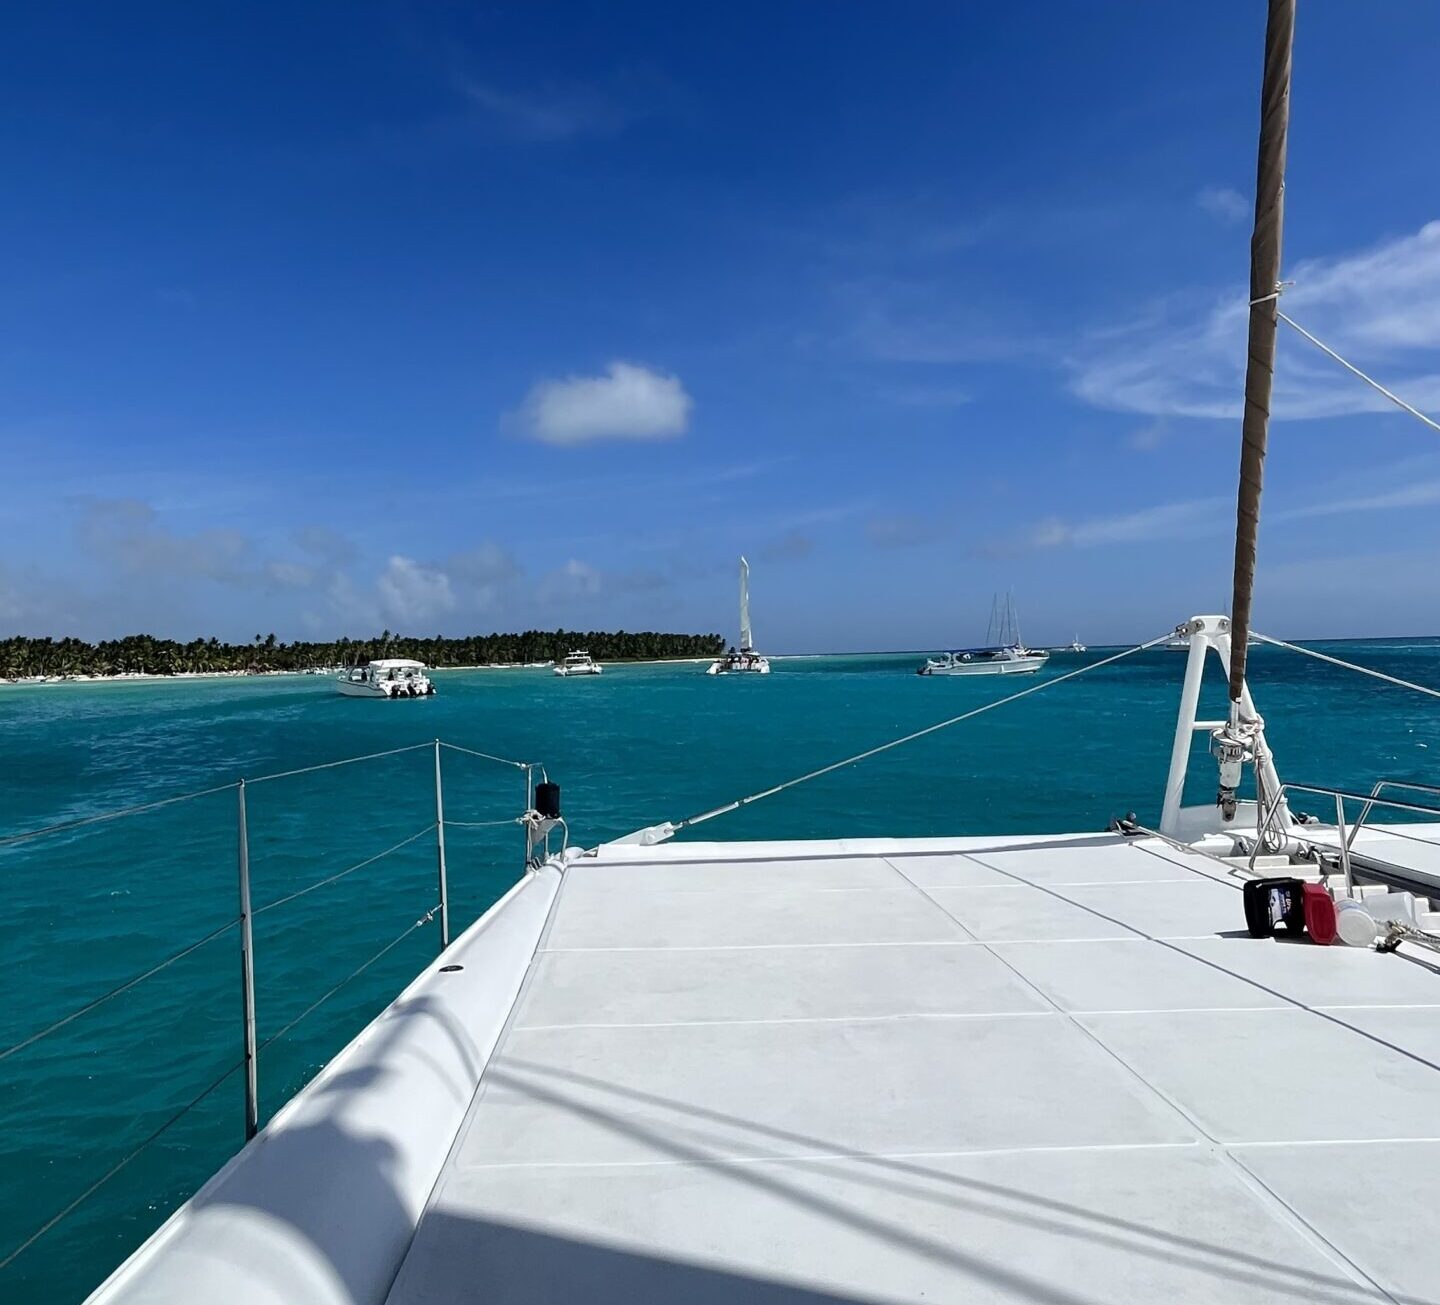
{"left": 4, "top": 641, "right": 1440, "bottom": 1302}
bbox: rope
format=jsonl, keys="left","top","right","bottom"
{"left": 258, "top": 905, "right": 440, "bottom": 1052}
{"left": 246, "top": 741, "right": 433, "bottom": 786}
{"left": 443, "top": 817, "right": 522, "bottom": 829}
{"left": 1251, "top": 632, "right": 1440, "bottom": 701}
{"left": 666, "top": 634, "right": 1173, "bottom": 835}
{"left": 1278, "top": 311, "right": 1440, "bottom": 437}
{"left": 0, "top": 1057, "right": 245, "bottom": 1272}
{"left": 0, "top": 918, "right": 238, "bottom": 1063}
{"left": 253, "top": 825, "right": 436, "bottom": 917}
{"left": 439, "top": 741, "right": 529, "bottom": 770}
{"left": 0, "top": 781, "right": 240, "bottom": 849}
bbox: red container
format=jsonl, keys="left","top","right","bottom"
{"left": 1302, "top": 883, "right": 1337, "bottom": 945}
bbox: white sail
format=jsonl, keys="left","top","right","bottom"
{"left": 738, "top": 555, "right": 753, "bottom": 651}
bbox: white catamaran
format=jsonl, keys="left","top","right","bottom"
{"left": 335, "top": 658, "right": 435, "bottom": 698}
{"left": 919, "top": 592, "right": 1050, "bottom": 676}
{"left": 707, "top": 555, "right": 770, "bottom": 674}
{"left": 20, "top": 6, "right": 1440, "bottom": 1303}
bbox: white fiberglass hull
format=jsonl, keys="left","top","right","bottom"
{"left": 707, "top": 656, "right": 770, "bottom": 675}
{"left": 336, "top": 678, "right": 434, "bottom": 697}
{"left": 553, "top": 665, "right": 602, "bottom": 676}
{"left": 920, "top": 655, "right": 1047, "bottom": 677}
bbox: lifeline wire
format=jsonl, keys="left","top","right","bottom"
{"left": 253, "top": 824, "right": 437, "bottom": 916}
{"left": 0, "top": 918, "right": 239, "bottom": 1063}
{"left": 258, "top": 905, "right": 441, "bottom": 1052}
{"left": 0, "top": 781, "right": 240, "bottom": 849}
{"left": 0, "top": 1057, "right": 245, "bottom": 1272}
{"left": 439, "top": 741, "right": 530, "bottom": 770}
{"left": 667, "top": 633, "right": 1175, "bottom": 835}
{"left": 246, "top": 741, "right": 434, "bottom": 786}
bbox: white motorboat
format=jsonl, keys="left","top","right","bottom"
{"left": 920, "top": 593, "right": 1049, "bottom": 676}
{"left": 553, "top": 650, "right": 602, "bottom": 677}
{"left": 708, "top": 556, "right": 770, "bottom": 674}
{"left": 918, "top": 645, "right": 1049, "bottom": 676}
{"left": 1064, "top": 636, "right": 1087, "bottom": 653}
{"left": 336, "top": 658, "right": 435, "bottom": 697}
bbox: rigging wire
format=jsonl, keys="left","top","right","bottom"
{"left": 662, "top": 633, "right": 1175, "bottom": 837}
{"left": 1278, "top": 311, "right": 1440, "bottom": 437}
{"left": 1251, "top": 631, "right": 1440, "bottom": 702}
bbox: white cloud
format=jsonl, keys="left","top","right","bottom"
{"left": 517, "top": 362, "right": 693, "bottom": 446}
{"left": 1071, "top": 221, "right": 1440, "bottom": 420}
{"left": 76, "top": 498, "right": 251, "bottom": 582}
{"left": 377, "top": 555, "right": 455, "bottom": 626}
{"left": 537, "top": 558, "right": 603, "bottom": 604}
{"left": 1197, "top": 185, "right": 1248, "bottom": 226}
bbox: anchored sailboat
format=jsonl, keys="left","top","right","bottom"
{"left": 707, "top": 555, "right": 771, "bottom": 674}
{"left": 918, "top": 591, "right": 1049, "bottom": 676}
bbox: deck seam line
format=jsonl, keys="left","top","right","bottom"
{"left": 511, "top": 1005, "right": 1352, "bottom": 1033}
{"left": 880, "top": 854, "right": 1400, "bottom": 1304}
{"left": 456, "top": 1140, "right": 1209, "bottom": 1172}
{"left": 538, "top": 934, "right": 1233, "bottom": 953}
{"left": 512, "top": 1002, "right": 1440, "bottom": 1032}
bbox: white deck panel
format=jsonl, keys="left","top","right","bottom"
{"left": 386, "top": 833, "right": 1440, "bottom": 1305}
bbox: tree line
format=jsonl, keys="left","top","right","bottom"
{"left": 1, "top": 629, "right": 726, "bottom": 678}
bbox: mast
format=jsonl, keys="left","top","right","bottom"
{"left": 738, "top": 556, "right": 753, "bottom": 651}
{"left": 1228, "top": 0, "right": 1295, "bottom": 707}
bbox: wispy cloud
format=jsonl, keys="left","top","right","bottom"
{"left": 1070, "top": 220, "right": 1440, "bottom": 420}
{"left": 1000, "top": 471, "right": 1440, "bottom": 556}
{"left": 514, "top": 361, "right": 693, "bottom": 446}
{"left": 1196, "top": 185, "right": 1248, "bottom": 226}
{"left": 1127, "top": 419, "right": 1168, "bottom": 452}
{"left": 757, "top": 531, "right": 814, "bottom": 563}
{"left": 838, "top": 276, "right": 1039, "bottom": 364}
{"left": 866, "top": 514, "right": 945, "bottom": 549}
{"left": 458, "top": 78, "right": 633, "bottom": 141}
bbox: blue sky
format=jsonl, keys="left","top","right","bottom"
{"left": 5, "top": 2, "right": 1440, "bottom": 650}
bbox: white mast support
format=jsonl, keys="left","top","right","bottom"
{"left": 1158, "top": 615, "right": 1289, "bottom": 841}
{"left": 738, "top": 556, "right": 753, "bottom": 652}
{"left": 1160, "top": 621, "right": 1212, "bottom": 837}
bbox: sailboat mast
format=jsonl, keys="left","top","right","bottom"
{"left": 738, "top": 556, "right": 752, "bottom": 651}
{"left": 1228, "top": 0, "right": 1295, "bottom": 706}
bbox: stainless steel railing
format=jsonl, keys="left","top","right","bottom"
{"left": 1247, "top": 780, "right": 1440, "bottom": 897}
{"left": 0, "top": 736, "right": 541, "bottom": 1274}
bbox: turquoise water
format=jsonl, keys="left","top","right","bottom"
{"left": 4, "top": 641, "right": 1440, "bottom": 1302}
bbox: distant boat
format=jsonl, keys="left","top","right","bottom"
{"left": 1064, "top": 636, "right": 1087, "bottom": 653}
{"left": 553, "top": 650, "right": 602, "bottom": 677}
{"left": 336, "top": 658, "right": 435, "bottom": 698}
{"left": 919, "top": 592, "right": 1049, "bottom": 677}
{"left": 708, "top": 556, "right": 771, "bottom": 674}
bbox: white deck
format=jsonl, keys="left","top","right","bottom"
{"left": 385, "top": 832, "right": 1440, "bottom": 1305}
